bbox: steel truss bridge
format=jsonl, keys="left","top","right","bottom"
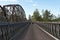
{"left": 0, "top": 22, "right": 60, "bottom": 40}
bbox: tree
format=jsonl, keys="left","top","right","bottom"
{"left": 42, "top": 10, "right": 53, "bottom": 22}
{"left": 28, "top": 14, "right": 32, "bottom": 21}
{"left": 54, "top": 14, "right": 60, "bottom": 21}
{"left": 32, "top": 9, "right": 42, "bottom": 21}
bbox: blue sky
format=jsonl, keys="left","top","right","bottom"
{"left": 0, "top": 0, "right": 60, "bottom": 19}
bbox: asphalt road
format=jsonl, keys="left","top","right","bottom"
{"left": 11, "top": 23, "right": 56, "bottom": 40}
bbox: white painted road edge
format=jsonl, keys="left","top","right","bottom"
{"left": 37, "top": 24, "right": 59, "bottom": 40}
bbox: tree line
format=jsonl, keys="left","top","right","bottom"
{"left": 28, "top": 9, "right": 60, "bottom": 22}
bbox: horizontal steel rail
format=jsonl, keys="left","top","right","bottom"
{"left": 0, "top": 22, "right": 31, "bottom": 40}
{"left": 36, "top": 22, "right": 60, "bottom": 39}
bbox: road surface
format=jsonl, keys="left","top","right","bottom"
{"left": 11, "top": 23, "right": 56, "bottom": 40}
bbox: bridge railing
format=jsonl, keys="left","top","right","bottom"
{"left": 0, "top": 22, "right": 30, "bottom": 40}
{"left": 36, "top": 22, "right": 60, "bottom": 39}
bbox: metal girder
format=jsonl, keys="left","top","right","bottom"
{"left": 0, "top": 4, "right": 26, "bottom": 22}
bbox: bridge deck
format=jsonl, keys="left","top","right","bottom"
{"left": 11, "top": 23, "right": 58, "bottom": 40}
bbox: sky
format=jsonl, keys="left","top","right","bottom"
{"left": 0, "top": 0, "right": 60, "bottom": 19}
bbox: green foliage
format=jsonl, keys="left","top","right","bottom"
{"left": 32, "top": 9, "right": 42, "bottom": 22}
{"left": 29, "top": 9, "right": 60, "bottom": 22}
{"left": 55, "top": 16, "right": 60, "bottom": 22}
{"left": 42, "top": 10, "right": 54, "bottom": 22}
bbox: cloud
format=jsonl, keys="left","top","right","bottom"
{"left": 33, "top": 4, "right": 37, "bottom": 7}
{"left": 25, "top": 0, "right": 33, "bottom": 3}
{"left": 33, "top": 4, "right": 36, "bottom": 6}
{"left": 0, "top": 0, "right": 17, "bottom": 2}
